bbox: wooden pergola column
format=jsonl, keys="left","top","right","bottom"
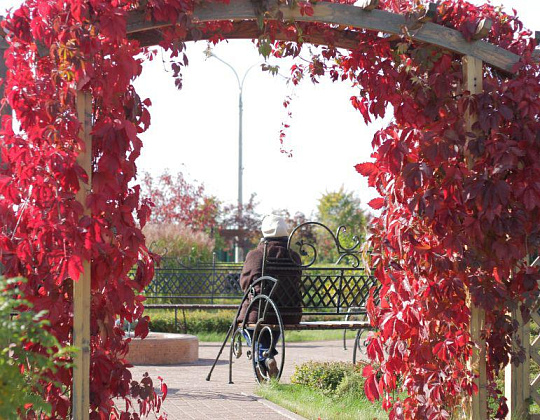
{"left": 505, "top": 255, "right": 540, "bottom": 419}
{"left": 0, "top": 35, "right": 11, "bottom": 119}
{"left": 505, "top": 306, "right": 530, "bottom": 419}
{"left": 73, "top": 91, "right": 92, "bottom": 420}
{"left": 462, "top": 55, "right": 488, "bottom": 419}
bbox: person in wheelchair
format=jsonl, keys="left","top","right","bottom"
{"left": 237, "top": 214, "right": 302, "bottom": 378}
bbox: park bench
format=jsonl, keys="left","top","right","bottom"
{"left": 206, "top": 221, "right": 379, "bottom": 384}
{"left": 142, "top": 258, "right": 244, "bottom": 331}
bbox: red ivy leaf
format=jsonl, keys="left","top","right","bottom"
{"left": 68, "top": 256, "right": 83, "bottom": 281}
{"left": 368, "top": 197, "right": 385, "bottom": 210}
{"left": 161, "top": 382, "right": 168, "bottom": 400}
{"left": 350, "top": 96, "right": 371, "bottom": 124}
{"left": 364, "top": 373, "right": 380, "bottom": 402}
{"left": 355, "top": 162, "right": 379, "bottom": 187}
{"left": 362, "top": 364, "right": 374, "bottom": 378}
{"left": 134, "top": 316, "right": 150, "bottom": 339}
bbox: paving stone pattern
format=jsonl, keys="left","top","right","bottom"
{"left": 130, "top": 338, "right": 365, "bottom": 420}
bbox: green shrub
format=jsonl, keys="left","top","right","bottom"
{"left": 291, "top": 361, "right": 356, "bottom": 395}
{"left": 335, "top": 371, "right": 366, "bottom": 399}
{"left": 147, "top": 309, "right": 235, "bottom": 334}
{"left": 0, "top": 277, "right": 74, "bottom": 418}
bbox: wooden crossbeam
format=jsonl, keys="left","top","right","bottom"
{"left": 532, "top": 312, "right": 540, "bottom": 330}
{"left": 531, "top": 389, "right": 540, "bottom": 408}
{"left": 532, "top": 373, "right": 540, "bottom": 389}
{"left": 531, "top": 351, "right": 540, "bottom": 369}
{"left": 126, "top": 0, "right": 524, "bottom": 74}
{"left": 357, "top": 0, "right": 379, "bottom": 11}
{"left": 472, "top": 18, "right": 492, "bottom": 41}
{"left": 532, "top": 334, "right": 540, "bottom": 351}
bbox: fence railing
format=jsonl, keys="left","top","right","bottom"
{"left": 142, "top": 256, "right": 244, "bottom": 304}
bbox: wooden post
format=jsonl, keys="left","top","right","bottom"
{"left": 506, "top": 255, "right": 539, "bottom": 418}
{"left": 0, "top": 35, "right": 11, "bottom": 119}
{"left": 505, "top": 306, "right": 530, "bottom": 419}
{"left": 462, "top": 55, "right": 488, "bottom": 419}
{"left": 73, "top": 91, "right": 92, "bottom": 420}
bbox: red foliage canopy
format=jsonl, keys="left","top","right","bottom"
{"left": 0, "top": 0, "right": 171, "bottom": 417}
{"left": 142, "top": 171, "right": 219, "bottom": 231}
{"left": 0, "top": 0, "right": 539, "bottom": 418}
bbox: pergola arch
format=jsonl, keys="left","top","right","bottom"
{"left": 1, "top": 1, "right": 539, "bottom": 419}
{"left": 122, "top": 3, "right": 532, "bottom": 418}
{"left": 125, "top": 0, "right": 526, "bottom": 73}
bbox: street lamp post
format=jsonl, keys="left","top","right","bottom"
{"left": 206, "top": 48, "right": 259, "bottom": 262}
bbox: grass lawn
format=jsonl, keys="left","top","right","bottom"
{"left": 146, "top": 309, "right": 362, "bottom": 343}
{"left": 256, "top": 381, "right": 387, "bottom": 420}
{"left": 196, "top": 329, "right": 355, "bottom": 343}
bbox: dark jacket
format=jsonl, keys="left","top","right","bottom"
{"left": 237, "top": 237, "right": 302, "bottom": 325}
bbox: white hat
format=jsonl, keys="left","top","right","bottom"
{"left": 261, "top": 214, "right": 289, "bottom": 238}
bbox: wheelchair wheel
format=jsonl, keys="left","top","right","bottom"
{"left": 231, "top": 327, "right": 251, "bottom": 360}
{"left": 246, "top": 295, "right": 285, "bottom": 383}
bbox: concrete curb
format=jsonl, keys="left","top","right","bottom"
{"left": 241, "top": 392, "right": 307, "bottom": 420}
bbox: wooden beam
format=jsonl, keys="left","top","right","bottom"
{"left": 462, "top": 55, "right": 487, "bottom": 420}
{"left": 0, "top": 35, "right": 8, "bottom": 167}
{"left": 73, "top": 91, "right": 92, "bottom": 420}
{"left": 468, "top": 304, "right": 488, "bottom": 419}
{"left": 357, "top": 0, "right": 379, "bottom": 11}
{"left": 505, "top": 252, "right": 537, "bottom": 418}
{"left": 126, "top": 0, "right": 523, "bottom": 74}
{"left": 129, "top": 20, "right": 366, "bottom": 50}
{"left": 472, "top": 18, "right": 492, "bottom": 41}
{"left": 505, "top": 306, "right": 530, "bottom": 419}
{"left": 0, "top": 36, "right": 10, "bottom": 119}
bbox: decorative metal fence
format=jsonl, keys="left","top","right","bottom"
{"left": 142, "top": 221, "right": 380, "bottom": 312}
{"left": 297, "top": 267, "right": 378, "bottom": 315}
{"left": 143, "top": 257, "right": 244, "bottom": 304}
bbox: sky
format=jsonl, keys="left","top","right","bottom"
{"left": 1, "top": 0, "right": 539, "bottom": 218}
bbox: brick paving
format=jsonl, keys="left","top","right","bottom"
{"left": 130, "top": 338, "right": 365, "bottom": 419}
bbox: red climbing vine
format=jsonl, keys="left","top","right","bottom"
{"left": 0, "top": 0, "right": 539, "bottom": 418}
{"left": 0, "top": 0, "right": 174, "bottom": 417}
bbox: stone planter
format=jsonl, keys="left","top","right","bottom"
{"left": 127, "top": 332, "right": 198, "bottom": 365}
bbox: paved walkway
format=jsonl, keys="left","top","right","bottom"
{"left": 130, "top": 337, "right": 365, "bottom": 419}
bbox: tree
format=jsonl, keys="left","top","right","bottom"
{"left": 315, "top": 187, "right": 370, "bottom": 263}
{"left": 272, "top": 209, "right": 312, "bottom": 232}
{"left": 141, "top": 171, "right": 219, "bottom": 232}
{"left": 316, "top": 187, "right": 369, "bottom": 235}
{"left": 143, "top": 223, "right": 215, "bottom": 267}
{"left": 218, "top": 193, "right": 261, "bottom": 257}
